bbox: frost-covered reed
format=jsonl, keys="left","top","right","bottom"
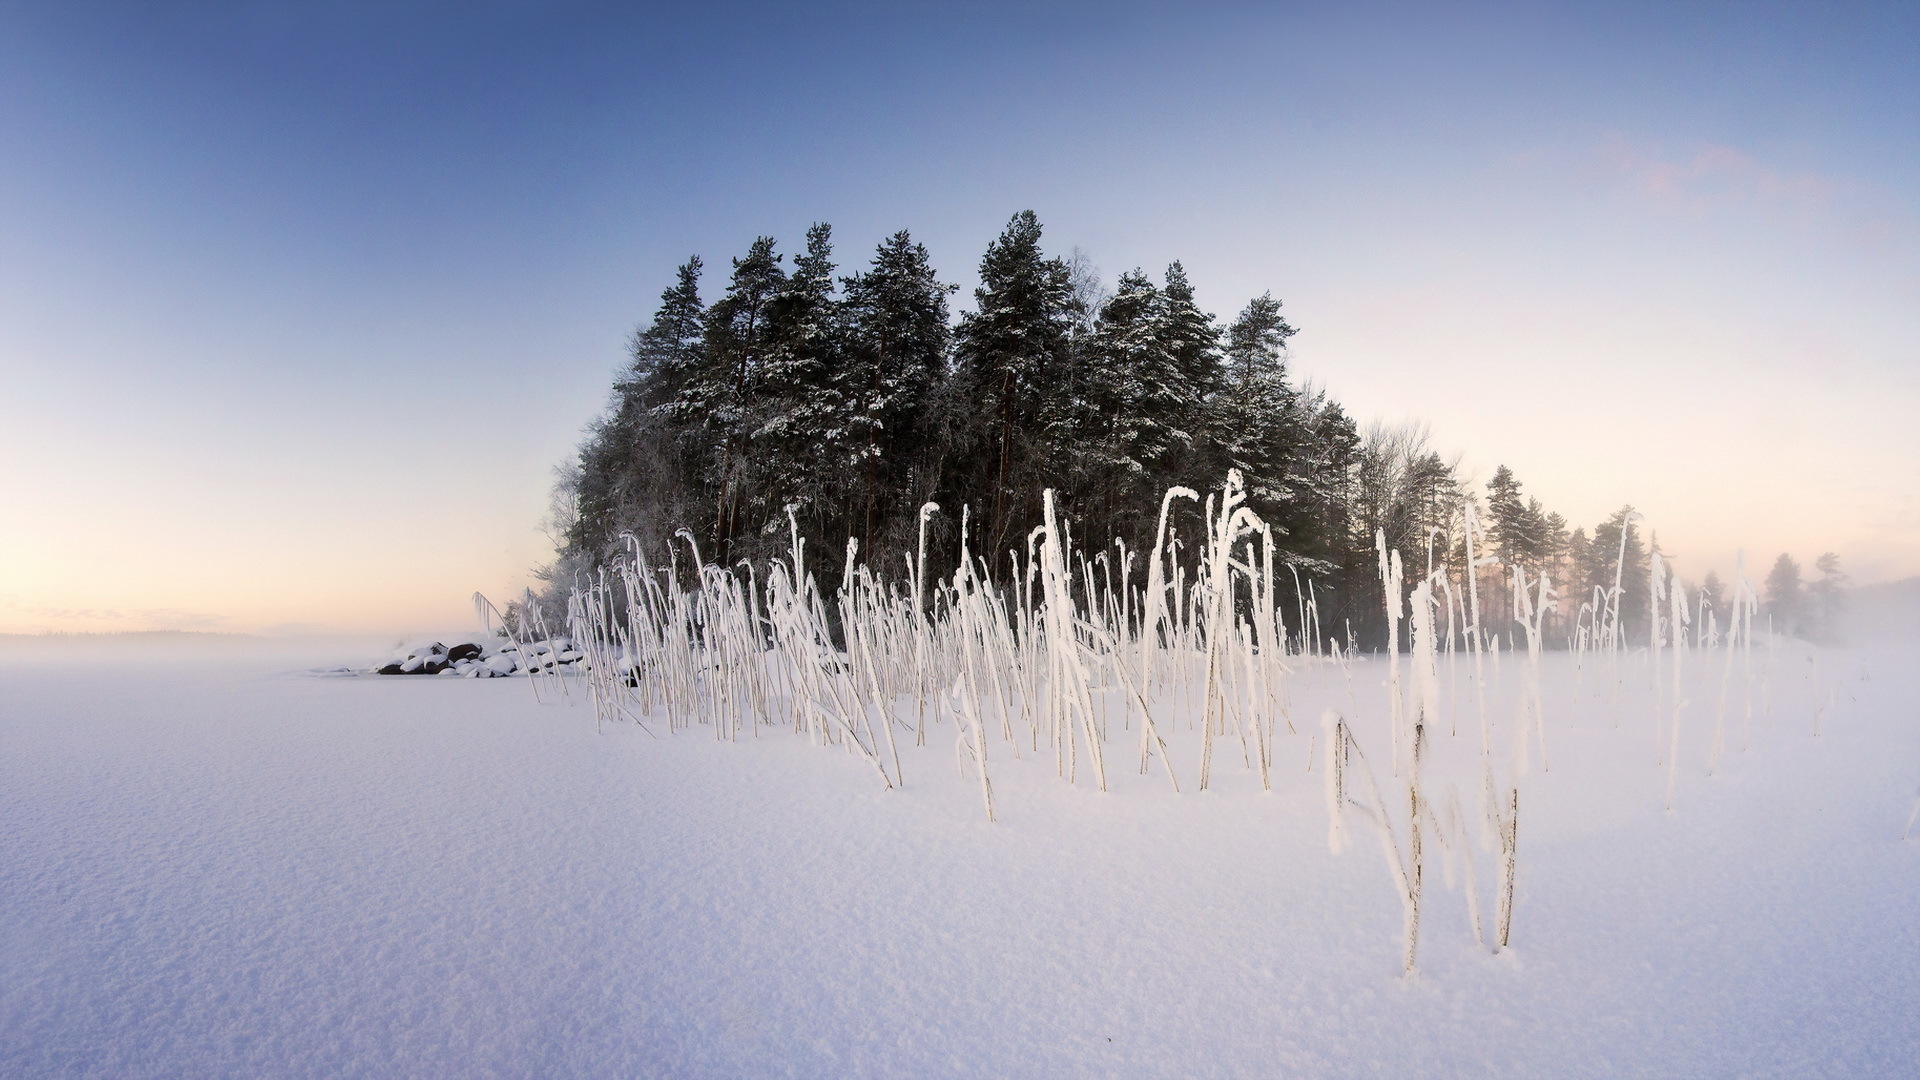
{"left": 516, "top": 472, "right": 1813, "bottom": 973}
{"left": 555, "top": 471, "right": 1317, "bottom": 818}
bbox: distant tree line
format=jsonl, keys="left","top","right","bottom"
{"left": 1760, "top": 551, "right": 1849, "bottom": 643}
{"left": 539, "top": 210, "right": 1841, "bottom": 649}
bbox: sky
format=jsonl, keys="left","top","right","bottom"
{"left": 1, "top": 1, "right": 1915, "bottom": 635}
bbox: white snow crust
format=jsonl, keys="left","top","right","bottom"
{"left": 1, "top": 636, "right": 1915, "bottom": 1078}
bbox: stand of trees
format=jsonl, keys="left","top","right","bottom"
{"left": 552, "top": 211, "right": 1376, "bottom": 637}
{"left": 539, "top": 210, "right": 1829, "bottom": 651}
{"left": 1763, "top": 551, "right": 1849, "bottom": 643}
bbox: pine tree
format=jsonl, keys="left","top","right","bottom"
{"left": 699, "top": 236, "right": 787, "bottom": 557}
{"left": 1280, "top": 388, "right": 1359, "bottom": 577}
{"left": 1340, "top": 423, "right": 1464, "bottom": 645}
{"left": 1566, "top": 527, "right": 1594, "bottom": 610}
{"left": 839, "top": 229, "right": 954, "bottom": 553}
{"left": 1154, "top": 261, "right": 1221, "bottom": 474}
{"left": 1079, "top": 270, "right": 1180, "bottom": 536}
{"left": 1538, "top": 509, "right": 1570, "bottom": 576}
{"left": 1485, "top": 466, "right": 1531, "bottom": 567}
{"left": 1211, "top": 293, "right": 1375, "bottom": 592}
{"left": 1764, "top": 553, "right": 1805, "bottom": 637}
{"left": 953, "top": 210, "right": 1077, "bottom": 552}
{"left": 752, "top": 224, "right": 843, "bottom": 535}
{"left": 1700, "top": 569, "right": 1727, "bottom": 620}
{"left": 1213, "top": 293, "right": 1299, "bottom": 502}
{"left": 570, "top": 256, "right": 706, "bottom": 559}
{"left": 1587, "top": 507, "right": 1649, "bottom": 640}
{"left": 636, "top": 257, "right": 711, "bottom": 420}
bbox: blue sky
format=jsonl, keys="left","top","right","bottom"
{"left": 2, "top": 2, "right": 1915, "bottom": 633}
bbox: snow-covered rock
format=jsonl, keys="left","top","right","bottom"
{"left": 376, "top": 642, "right": 453, "bottom": 675}
{"left": 370, "top": 638, "right": 580, "bottom": 677}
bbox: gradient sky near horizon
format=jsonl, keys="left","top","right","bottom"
{"left": 2, "top": 2, "right": 1916, "bottom": 635}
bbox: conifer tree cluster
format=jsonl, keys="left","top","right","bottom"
{"left": 1763, "top": 551, "right": 1848, "bottom": 642}
{"left": 546, "top": 211, "right": 1705, "bottom": 649}
{"left": 555, "top": 213, "right": 1369, "bottom": 620}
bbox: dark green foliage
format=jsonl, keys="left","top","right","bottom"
{"left": 952, "top": 210, "right": 1080, "bottom": 555}
{"left": 1486, "top": 466, "right": 1528, "bottom": 564}
{"left": 569, "top": 256, "right": 707, "bottom": 563}
{"left": 1583, "top": 507, "right": 1650, "bottom": 640}
{"left": 701, "top": 236, "right": 789, "bottom": 560}
{"left": 1764, "top": 553, "right": 1805, "bottom": 637}
{"left": 1278, "top": 390, "right": 1362, "bottom": 572}
{"left": 1700, "top": 568, "right": 1727, "bottom": 618}
{"left": 1539, "top": 511, "right": 1570, "bottom": 573}
{"left": 544, "top": 210, "right": 1609, "bottom": 653}
{"left": 1214, "top": 292, "right": 1298, "bottom": 511}
{"left": 1485, "top": 465, "right": 1565, "bottom": 578}
{"left": 751, "top": 223, "right": 843, "bottom": 535}
{"left": 838, "top": 230, "right": 955, "bottom": 554}
{"left": 1157, "top": 262, "right": 1219, "bottom": 399}
{"left": 1075, "top": 268, "right": 1191, "bottom": 539}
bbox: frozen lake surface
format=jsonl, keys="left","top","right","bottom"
{"left": 3, "top": 636, "right": 1916, "bottom": 1078}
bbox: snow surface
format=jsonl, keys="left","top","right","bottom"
{"left": 2, "top": 635, "right": 1916, "bottom": 1078}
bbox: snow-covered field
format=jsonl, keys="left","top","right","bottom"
{"left": 3, "top": 634, "right": 1916, "bottom": 1078}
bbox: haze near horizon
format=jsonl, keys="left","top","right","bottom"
{"left": 2, "top": 2, "right": 1914, "bottom": 635}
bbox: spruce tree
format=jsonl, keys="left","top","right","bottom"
{"left": 1154, "top": 261, "right": 1221, "bottom": 476}
{"left": 953, "top": 210, "right": 1077, "bottom": 553}
{"left": 840, "top": 229, "right": 954, "bottom": 553}
{"left": 1540, "top": 510, "right": 1569, "bottom": 569}
{"left": 1587, "top": 507, "right": 1649, "bottom": 639}
{"left": 571, "top": 257, "right": 705, "bottom": 559}
{"left": 1765, "top": 553, "right": 1805, "bottom": 637}
{"left": 752, "top": 224, "right": 843, "bottom": 535}
{"left": 1283, "top": 389, "right": 1360, "bottom": 571}
{"left": 1211, "top": 292, "right": 1303, "bottom": 536}
{"left": 1081, "top": 269, "right": 1171, "bottom": 535}
{"left": 635, "top": 257, "right": 710, "bottom": 420}
{"left": 1567, "top": 527, "right": 1594, "bottom": 602}
{"left": 1700, "top": 569, "right": 1727, "bottom": 619}
{"left": 1486, "top": 466, "right": 1529, "bottom": 566}
{"left": 699, "top": 236, "right": 787, "bottom": 557}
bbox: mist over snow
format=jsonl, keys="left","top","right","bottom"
{"left": 3, "top": 622, "right": 1915, "bottom": 1077}
{"left": 2, "top": 5, "right": 1917, "bottom": 633}
{"left": 4, "top": 4, "right": 1918, "bottom": 1076}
